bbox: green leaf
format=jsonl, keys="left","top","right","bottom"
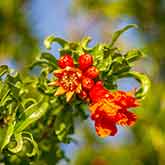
{"left": 44, "top": 35, "right": 68, "bottom": 49}
{"left": 107, "top": 54, "right": 131, "bottom": 76}
{"left": 19, "top": 102, "right": 38, "bottom": 119}
{"left": 120, "top": 71, "right": 151, "bottom": 99}
{"left": 90, "top": 44, "right": 105, "bottom": 67}
{"left": 0, "top": 65, "right": 9, "bottom": 77}
{"left": 41, "top": 52, "right": 58, "bottom": 65}
{"left": 22, "top": 132, "right": 39, "bottom": 157}
{"left": 125, "top": 49, "right": 144, "bottom": 63}
{"left": 8, "top": 133, "right": 23, "bottom": 153}
{"left": 22, "top": 98, "right": 37, "bottom": 109}
{"left": 109, "top": 24, "right": 138, "bottom": 47}
{"left": 90, "top": 45, "right": 115, "bottom": 72}
{"left": 0, "top": 88, "right": 10, "bottom": 106}
{"left": 15, "top": 101, "right": 48, "bottom": 133}
{"left": 37, "top": 69, "right": 53, "bottom": 95}
{"left": 80, "top": 36, "right": 92, "bottom": 50}
{"left": 55, "top": 108, "right": 73, "bottom": 142}
{"left": 30, "top": 52, "right": 58, "bottom": 71}
{"left": 97, "top": 55, "right": 112, "bottom": 71}
{"left": 74, "top": 103, "right": 89, "bottom": 119}
{"left": 29, "top": 60, "right": 49, "bottom": 69}
{"left": 1, "top": 119, "right": 15, "bottom": 151}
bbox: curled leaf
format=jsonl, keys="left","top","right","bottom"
{"left": 80, "top": 36, "right": 92, "bottom": 50}
{"left": 22, "top": 132, "right": 39, "bottom": 157}
{"left": 120, "top": 71, "right": 151, "bottom": 99}
{"left": 41, "top": 52, "right": 58, "bottom": 65}
{"left": 22, "top": 98, "right": 37, "bottom": 109}
{"left": 8, "top": 133, "right": 23, "bottom": 153}
{"left": 44, "top": 35, "right": 68, "bottom": 49}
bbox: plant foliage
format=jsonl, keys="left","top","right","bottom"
{"left": 0, "top": 25, "right": 150, "bottom": 164}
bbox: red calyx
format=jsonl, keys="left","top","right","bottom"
{"left": 79, "top": 90, "right": 88, "bottom": 100}
{"left": 58, "top": 55, "right": 74, "bottom": 68}
{"left": 78, "top": 54, "right": 93, "bottom": 70}
{"left": 82, "top": 77, "right": 94, "bottom": 91}
{"left": 89, "top": 81, "right": 109, "bottom": 103}
{"left": 84, "top": 66, "right": 99, "bottom": 79}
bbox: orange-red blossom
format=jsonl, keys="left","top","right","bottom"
{"left": 49, "top": 54, "right": 139, "bottom": 138}
{"left": 48, "top": 66, "right": 82, "bottom": 102}
{"left": 89, "top": 81, "right": 139, "bottom": 137}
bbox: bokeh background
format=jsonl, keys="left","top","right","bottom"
{"left": 0, "top": 0, "right": 165, "bottom": 164}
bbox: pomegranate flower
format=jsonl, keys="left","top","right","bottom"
{"left": 89, "top": 81, "right": 139, "bottom": 137}
{"left": 49, "top": 55, "right": 82, "bottom": 102}
{"left": 49, "top": 66, "right": 82, "bottom": 102}
{"left": 49, "top": 54, "right": 100, "bottom": 102}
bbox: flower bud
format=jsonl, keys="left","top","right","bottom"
{"left": 82, "top": 77, "right": 94, "bottom": 91}
{"left": 78, "top": 54, "right": 93, "bottom": 70}
{"left": 58, "top": 55, "right": 74, "bottom": 68}
{"left": 84, "top": 66, "right": 99, "bottom": 79}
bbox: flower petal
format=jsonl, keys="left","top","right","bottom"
{"left": 95, "top": 119, "right": 117, "bottom": 137}
{"left": 124, "top": 110, "right": 137, "bottom": 126}
{"left": 91, "top": 108, "right": 117, "bottom": 137}
{"left": 76, "top": 84, "right": 82, "bottom": 94}
{"left": 53, "top": 69, "right": 63, "bottom": 75}
{"left": 112, "top": 91, "right": 139, "bottom": 108}
{"left": 66, "top": 91, "right": 74, "bottom": 102}
{"left": 54, "top": 87, "right": 66, "bottom": 96}
{"left": 48, "top": 81, "right": 59, "bottom": 86}
{"left": 115, "top": 109, "right": 137, "bottom": 126}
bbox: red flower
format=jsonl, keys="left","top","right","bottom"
{"left": 49, "top": 52, "right": 140, "bottom": 138}
{"left": 58, "top": 55, "right": 74, "bottom": 68}
{"left": 89, "top": 81, "right": 139, "bottom": 137}
{"left": 48, "top": 66, "right": 82, "bottom": 102}
{"left": 89, "top": 81, "right": 110, "bottom": 103}
{"left": 78, "top": 54, "right": 93, "bottom": 70}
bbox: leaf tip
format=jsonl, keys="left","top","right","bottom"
{"left": 44, "top": 35, "right": 55, "bottom": 50}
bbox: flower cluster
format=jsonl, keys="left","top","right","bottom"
{"left": 49, "top": 54, "right": 139, "bottom": 137}
{"left": 48, "top": 54, "right": 99, "bottom": 102}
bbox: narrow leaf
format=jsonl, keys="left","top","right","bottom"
{"left": 0, "top": 65, "right": 9, "bottom": 77}
{"left": 1, "top": 120, "right": 15, "bottom": 151}
{"left": 110, "top": 24, "right": 137, "bottom": 47}
{"left": 15, "top": 102, "right": 48, "bottom": 133}
{"left": 41, "top": 52, "right": 58, "bottom": 64}
{"left": 80, "top": 36, "right": 92, "bottom": 49}
{"left": 125, "top": 49, "right": 144, "bottom": 63}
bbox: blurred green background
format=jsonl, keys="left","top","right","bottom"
{"left": 0, "top": 0, "right": 165, "bottom": 164}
